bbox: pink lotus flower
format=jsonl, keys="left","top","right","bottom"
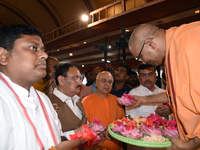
{"left": 111, "top": 124, "right": 126, "bottom": 133}
{"left": 92, "top": 124, "right": 107, "bottom": 133}
{"left": 160, "top": 104, "right": 170, "bottom": 108}
{"left": 163, "top": 127, "right": 179, "bottom": 138}
{"left": 145, "top": 114, "right": 163, "bottom": 128}
{"left": 92, "top": 118, "right": 102, "bottom": 125}
{"left": 140, "top": 124, "right": 163, "bottom": 136}
{"left": 117, "top": 94, "right": 133, "bottom": 106}
{"left": 162, "top": 119, "right": 179, "bottom": 138}
{"left": 90, "top": 118, "right": 107, "bottom": 132}
{"left": 121, "top": 127, "right": 143, "bottom": 139}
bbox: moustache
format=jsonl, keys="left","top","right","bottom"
{"left": 144, "top": 80, "right": 152, "bottom": 84}
{"left": 76, "top": 85, "right": 81, "bottom": 88}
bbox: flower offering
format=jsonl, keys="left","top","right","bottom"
{"left": 110, "top": 114, "right": 179, "bottom": 143}
{"left": 117, "top": 94, "right": 133, "bottom": 106}
{"left": 90, "top": 118, "right": 107, "bottom": 133}
{"left": 70, "top": 125, "right": 101, "bottom": 148}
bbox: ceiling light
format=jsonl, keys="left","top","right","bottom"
{"left": 57, "top": 49, "right": 59, "bottom": 51}
{"left": 82, "top": 65, "right": 84, "bottom": 67}
{"left": 126, "top": 30, "right": 129, "bottom": 32}
{"left": 84, "top": 42, "right": 87, "bottom": 44}
{"left": 82, "top": 14, "right": 88, "bottom": 21}
{"left": 101, "top": 59, "right": 110, "bottom": 63}
{"left": 195, "top": 10, "right": 200, "bottom": 14}
{"left": 69, "top": 53, "right": 73, "bottom": 56}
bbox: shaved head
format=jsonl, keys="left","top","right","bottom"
{"left": 129, "top": 24, "right": 166, "bottom": 66}
{"left": 96, "top": 71, "right": 113, "bottom": 81}
{"left": 129, "top": 24, "right": 159, "bottom": 53}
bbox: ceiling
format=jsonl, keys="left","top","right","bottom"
{"left": 0, "top": 0, "right": 200, "bottom": 73}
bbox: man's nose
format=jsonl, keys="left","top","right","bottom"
{"left": 39, "top": 50, "right": 48, "bottom": 60}
{"left": 146, "top": 74, "right": 150, "bottom": 80}
{"left": 77, "top": 78, "right": 83, "bottom": 85}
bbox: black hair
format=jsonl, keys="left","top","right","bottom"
{"left": 85, "top": 70, "right": 93, "bottom": 78}
{"left": 162, "top": 71, "right": 166, "bottom": 80}
{"left": 130, "top": 70, "right": 137, "bottom": 76}
{"left": 138, "top": 63, "right": 155, "bottom": 73}
{"left": 55, "top": 63, "right": 79, "bottom": 85}
{"left": 0, "top": 24, "right": 42, "bottom": 53}
{"left": 117, "top": 64, "right": 131, "bottom": 75}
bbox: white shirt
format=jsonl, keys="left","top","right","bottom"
{"left": 0, "top": 72, "right": 61, "bottom": 150}
{"left": 53, "top": 88, "right": 82, "bottom": 140}
{"left": 89, "top": 82, "right": 97, "bottom": 93}
{"left": 126, "top": 84, "right": 164, "bottom": 118}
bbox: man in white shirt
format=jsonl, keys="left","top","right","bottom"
{"left": 126, "top": 63, "right": 165, "bottom": 118}
{"left": 0, "top": 24, "right": 85, "bottom": 150}
{"left": 48, "top": 63, "right": 88, "bottom": 140}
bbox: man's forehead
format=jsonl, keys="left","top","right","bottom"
{"left": 139, "top": 68, "right": 155, "bottom": 73}
{"left": 99, "top": 73, "right": 113, "bottom": 80}
{"left": 68, "top": 66, "right": 80, "bottom": 74}
{"left": 117, "top": 66, "right": 126, "bottom": 70}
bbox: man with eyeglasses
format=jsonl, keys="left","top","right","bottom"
{"left": 82, "top": 71, "right": 125, "bottom": 150}
{"left": 48, "top": 63, "right": 88, "bottom": 140}
{"left": 129, "top": 22, "right": 200, "bottom": 149}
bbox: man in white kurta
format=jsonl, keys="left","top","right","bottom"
{"left": 126, "top": 64, "right": 164, "bottom": 117}
{"left": 0, "top": 24, "right": 85, "bottom": 150}
{"left": 0, "top": 72, "right": 61, "bottom": 150}
{"left": 127, "top": 84, "right": 164, "bottom": 117}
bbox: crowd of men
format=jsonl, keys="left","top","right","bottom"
{"left": 1, "top": 20, "right": 200, "bottom": 150}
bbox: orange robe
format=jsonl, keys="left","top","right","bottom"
{"left": 165, "top": 21, "right": 200, "bottom": 143}
{"left": 82, "top": 93, "right": 125, "bottom": 150}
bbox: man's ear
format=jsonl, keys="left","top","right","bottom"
{"left": 58, "top": 75, "right": 64, "bottom": 86}
{"left": 144, "top": 38, "right": 156, "bottom": 49}
{"left": 0, "top": 47, "right": 9, "bottom": 65}
{"left": 125, "top": 74, "right": 129, "bottom": 80}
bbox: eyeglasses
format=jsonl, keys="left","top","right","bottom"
{"left": 99, "top": 79, "right": 113, "bottom": 84}
{"left": 64, "top": 75, "right": 84, "bottom": 82}
{"left": 135, "top": 38, "right": 154, "bottom": 61}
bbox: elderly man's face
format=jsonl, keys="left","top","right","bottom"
{"left": 62, "top": 66, "right": 82, "bottom": 97}
{"left": 5, "top": 35, "right": 48, "bottom": 86}
{"left": 129, "top": 34, "right": 165, "bottom": 67}
{"left": 139, "top": 67, "right": 156, "bottom": 91}
{"left": 96, "top": 72, "right": 113, "bottom": 95}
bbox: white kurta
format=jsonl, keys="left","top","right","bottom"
{"left": 53, "top": 88, "right": 83, "bottom": 140}
{"left": 126, "top": 84, "right": 164, "bottom": 118}
{"left": 0, "top": 72, "right": 61, "bottom": 150}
